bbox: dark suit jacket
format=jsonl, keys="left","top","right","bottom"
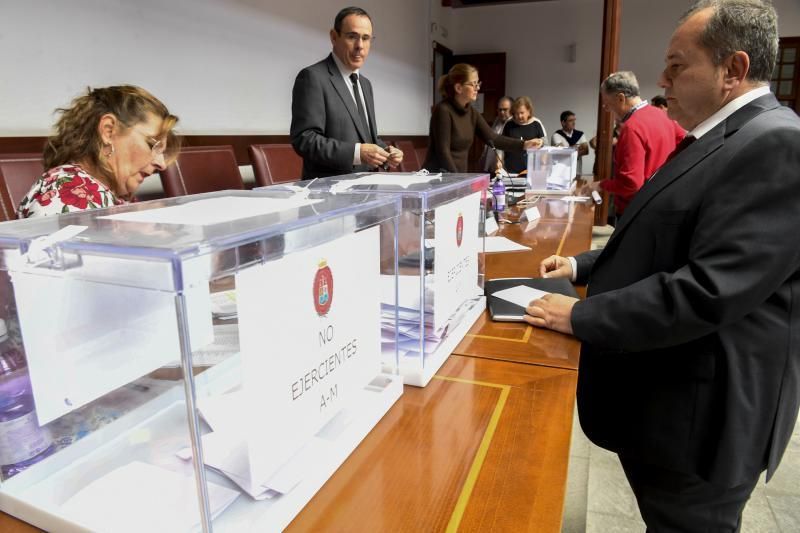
{"left": 570, "top": 93, "right": 800, "bottom": 487}
{"left": 290, "top": 54, "right": 386, "bottom": 179}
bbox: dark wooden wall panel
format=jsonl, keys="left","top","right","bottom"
{"left": 0, "top": 135, "right": 430, "bottom": 166}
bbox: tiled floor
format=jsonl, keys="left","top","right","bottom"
{"left": 562, "top": 226, "right": 800, "bottom": 532}
{"left": 563, "top": 407, "right": 800, "bottom": 532}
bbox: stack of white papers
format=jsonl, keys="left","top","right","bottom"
{"left": 382, "top": 303, "right": 442, "bottom": 359}
{"left": 191, "top": 391, "right": 308, "bottom": 500}
{"left": 381, "top": 295, "right": 480, "bottom": 361}
{"left": 380, "top": 274, "right": 446, "bottom": 360}
{"left": 61, "top": 461, "right": 239, "bottom": 533}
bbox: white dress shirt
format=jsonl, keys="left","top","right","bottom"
{"left": 331, "top": 53, "right": 372, "bottom": 166}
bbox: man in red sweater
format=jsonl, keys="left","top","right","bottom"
{"left": 594, "top": 71, "right": 685, "bottom": 217}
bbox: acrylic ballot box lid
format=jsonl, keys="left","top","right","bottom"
{"left": 261, "top": 173, "right": 489, "bottom": 387}
{"left": 0, "top": 189, "right": 400, "bottom": 291}
{"left": 0, "top": 189, "right": 403, "bottom": 533}
{"left": 298, "top": 171, "right": 489, "bottom": 212}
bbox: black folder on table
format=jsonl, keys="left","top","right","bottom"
{"left": 485, "top": 277, "right": 579, "bottom": 322}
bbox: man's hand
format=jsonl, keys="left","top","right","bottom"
{"left": 524, "top": 293, "right": 577, "bottom": 334}
{"left": 539, "top": 254, "right": 573, "bottom": 279}
{"left": 361, "top": 144, "right": 390, "bottom": 167}
{"left": 577, "top": 142, "right": 590, "bottom": 157}
{"left": 386, "top": 145, "right": 404, "bottom": 169}
{"left": 580, "top": 179, "right": 603, "bottom": 196}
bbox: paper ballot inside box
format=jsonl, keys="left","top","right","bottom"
{"left": 526, "top": 147, "right": 578, "bottom": 192}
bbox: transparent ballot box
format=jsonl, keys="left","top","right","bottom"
{"left": 266, "top": 172, "right": 489, "bottom": 387}
{"left": 526, "top": 146, "right": 578, "bottom": 193}
{"left": 0, "top": 189, "right": 402, "bottom": 532}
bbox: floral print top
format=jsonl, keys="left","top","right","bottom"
{"left": 17, "top": 164, "right": 125, "bottom": 218}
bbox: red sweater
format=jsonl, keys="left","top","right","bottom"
{"left": 602, "top": 105, "right": 685, "bottom": 214}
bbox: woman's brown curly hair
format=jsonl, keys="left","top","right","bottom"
{"left": 43, "top": 85, "right": 181, "bottom": 190}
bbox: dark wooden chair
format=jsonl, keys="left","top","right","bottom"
{"left": 0, "top": 153, "right": 45, "bottom": 220}
{"left": 248, "top": 144, "right": 303, "bottom": 187}
{"left": 160, "top": 145, "right": 244, "bottom": 197}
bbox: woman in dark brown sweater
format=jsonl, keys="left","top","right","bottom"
{"left": 423, "top": 64, "right": 540, "bottom": 173}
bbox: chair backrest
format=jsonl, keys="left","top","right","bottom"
{"left": 0, "top": 153, "right": 45, "bottom": 220}
{"left": 160, "top": 145, "right": 243, "bottom": 197}
{"left": 394, "top": 141, "right": 420, "bottom": 173}
{"left": 248, "top": 144, "right": 303, "bottom": 187}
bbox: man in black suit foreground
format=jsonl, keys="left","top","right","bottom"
{"left": 525, "top": 1, "right": 800, "bottom": 530}
{"left": 290, "top": 6, "right": 402, "bottom": 179}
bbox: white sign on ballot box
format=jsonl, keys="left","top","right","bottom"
{"left": 234, "top": 226, "right": 382, "bottom": 483}
{"left": 432, "top": 191, "right": 482, "bottom": 332}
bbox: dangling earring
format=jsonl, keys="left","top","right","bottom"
{"left": 105, "top": 143, "right": 115, "bottom": 158}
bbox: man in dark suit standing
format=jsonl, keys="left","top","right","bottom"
{"left": 525, "top": 1, "right": 800, "bottom": 530}
{"left": 290, "top": 6, "right": 402, "bottom": 179}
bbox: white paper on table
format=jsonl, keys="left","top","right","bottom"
{"left": 100, "top": 196, "right": 322, "bottom": 226}
{"left": 492, "top": 285, "right": 550, "bottom": 308}
{"left": 484, "top": 216, "right": 499, "bottom": 236}
{"left": 483, "top": 236, "right": 531, "bottom": 253}
{"left": 61, "top": 461, "right": 239, "bottom": 533}
{"left": 329, "top": 173, "right": 442, "bottom": 193}
{"left": 559, "top": 196, "right": 592, "bottom": 203}
{"left": 524, "top": 206, "right": 541, "bottom": 222}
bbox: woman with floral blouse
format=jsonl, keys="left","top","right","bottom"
{"left": 18, "top": 85, "right": 180, "bottom": 218}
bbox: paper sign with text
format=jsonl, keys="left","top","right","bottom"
{"left": 432, "top": 191, "right": 482, "bottom": 332}
{"left": 235, "top": 226, "right": 381, "bottom": 481}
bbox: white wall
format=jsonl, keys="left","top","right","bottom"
{"left": 0, "top": 0, "right": 431, "bottom": 135}
{"left": 2, "top": 0, "right": 798, "bottom": 140}
{"left": 449, "top": 0, "right": 800, "bottom": 172}
{"left": 621, "top": 0, "right": 800, "bottom": 106}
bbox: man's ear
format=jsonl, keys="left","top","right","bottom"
{"left": 723, "top": 50, "right": 750, "bottom": 90}
{"left": 97, "top": 113, "right": 117, "bottom": 144}
{"left": 330, "top": 29, "right": 338, "bottom": 47}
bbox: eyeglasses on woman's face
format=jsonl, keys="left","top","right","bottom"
{"left": 134, "top": 128, "right": 166, "bottom": 157}
{"left": 462, "top": 80, "right": 482, "bottom": 90}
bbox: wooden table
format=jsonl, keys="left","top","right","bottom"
{"left": 0, "top": 357, "right": 577, "bottom": 533}
{"left": 1, "top": 196, "right": 594, "bottom": 532}
{"left": 454, "top": 197, "right": 594, "bottom": 370}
